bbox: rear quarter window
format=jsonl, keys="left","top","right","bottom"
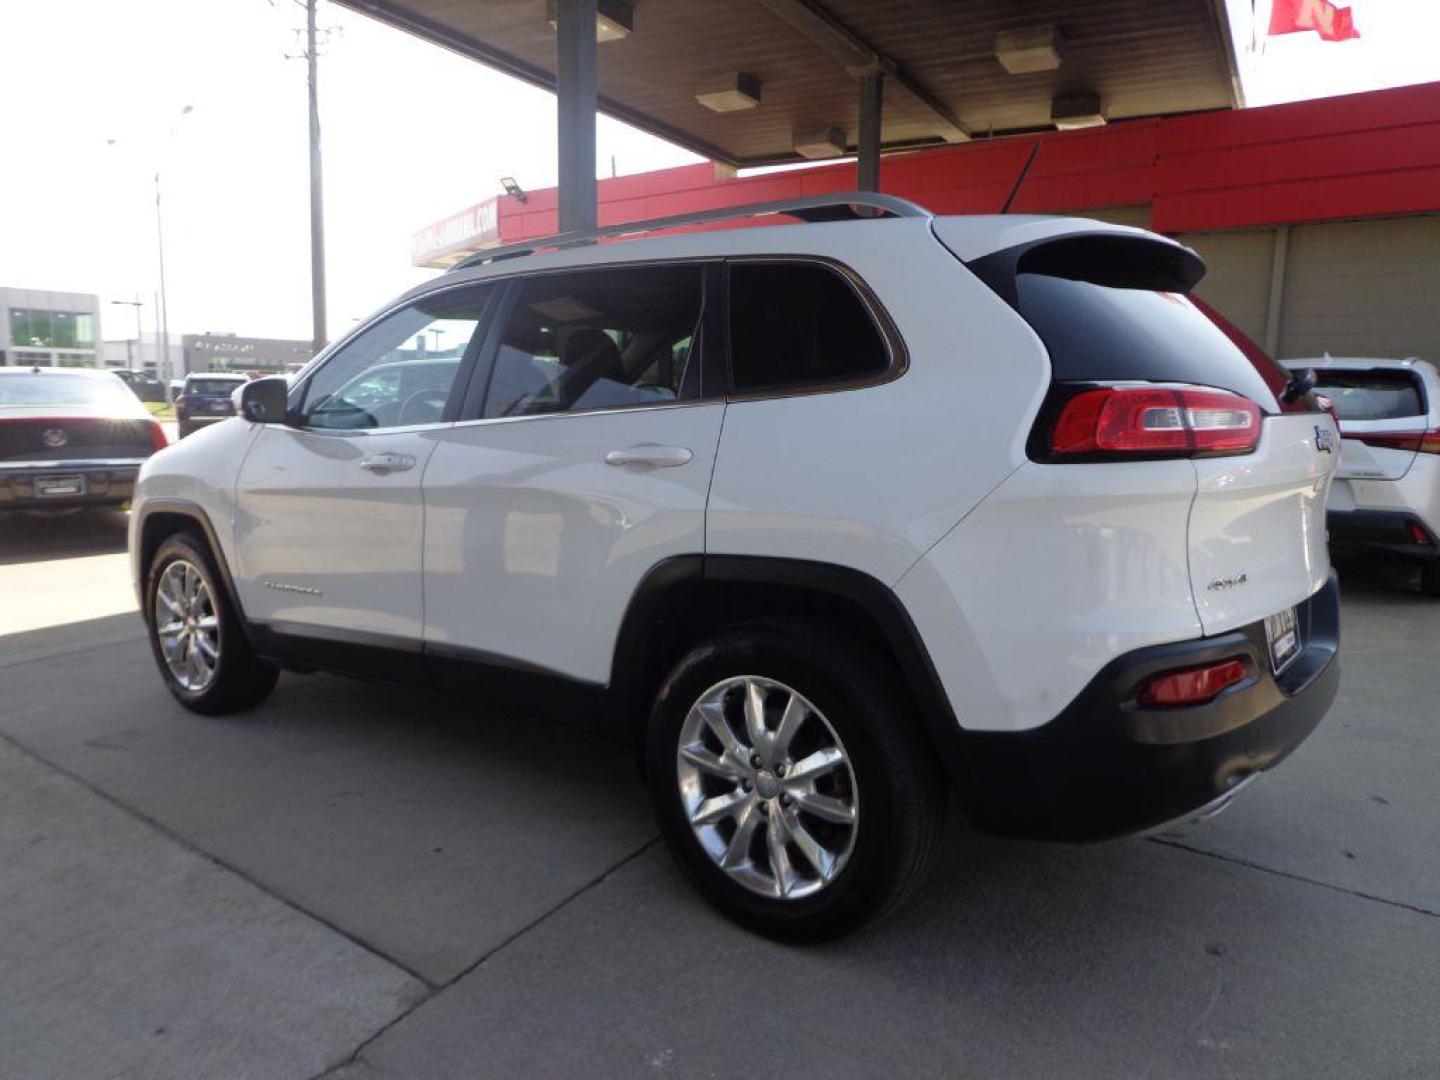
{"left": 728, "top": 262, "right": 892, "bottom": 394}
{"left": 1311, "top": 370, "right": 1425, "bottom": 421}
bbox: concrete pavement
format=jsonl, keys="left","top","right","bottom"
{"left": 0, "top": 512, "right": 1437, "bottom": 1078}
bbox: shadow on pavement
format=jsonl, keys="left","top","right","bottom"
{"left": 0, "top": 508, "right": 130, "bottom": 565}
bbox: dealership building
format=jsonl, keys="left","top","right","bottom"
{"left": 0, "top": 287, "right": 103, "bottom": 369}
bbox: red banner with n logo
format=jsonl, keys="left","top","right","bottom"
{"left": 1269, "top": 0, "right": 1360, "bottom": 41}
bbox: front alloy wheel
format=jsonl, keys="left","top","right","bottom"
{"left": 145, "top": 531, "right": 279, "bottom": 715}
{"left": 154, "top": 559, "right": 220, "bottom": 692}
{"left": 677, "top": 676, "right": 859, "bottom": 900}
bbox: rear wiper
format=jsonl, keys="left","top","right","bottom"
{"left": 1281, "top": 367, "right": 1317, "bottom": 404}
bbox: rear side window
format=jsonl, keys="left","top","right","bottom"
{"left": 973, "top": 235, "right": 1283, "bottom": 413}
{"left": 483, "top": 263, "right": 704, "bottom": 418}
{"left": 1312, "top": 370, "right": 1425, "bottom": 421}
{"left": 728, "top": 262, "right": 890, "bottom": 393}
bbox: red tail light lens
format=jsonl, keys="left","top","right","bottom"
{"left": 147, "top": 418, "right": 168, "bottom": 451}
{"left": 1352, "top": 428, "right": 1440, "bottom": 455}
{"left": 1313, "top": 393, "right": 1341, "bottom": 427}
{"left": 1137, "top": 658, "right": 1249, "bottom": 708}
{"left": 1051, "top": 385, "right": 1262, "bottom": 457}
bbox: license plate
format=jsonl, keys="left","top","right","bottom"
{"left": 35, "top": 473, "right": 86, "bottom": 498}
{"left": 1265, "top": 606, "right": 1301, "bottom": 673}
{"left": 209, "top": 400, "right": 230, "bottom": 413}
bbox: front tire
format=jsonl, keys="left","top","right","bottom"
{"left": 145, "top": 532, "right": 279, "bottom": 715}
{"left": 646, "top": 619, "right": 946, "bottom": 941}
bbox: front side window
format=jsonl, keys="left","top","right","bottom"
{"left": 300, "top": 285, "right": 493, "bottom": 430}
{"left": 728, "top": 262, "right": 890, "bottom": 394}
{"left": 482, "top": 264, "right": 704, "bottom": 419}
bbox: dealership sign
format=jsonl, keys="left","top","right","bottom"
{"left": 411, "top": 197, "right": 501, "bottom": 268}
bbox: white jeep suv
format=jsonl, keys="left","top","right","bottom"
{"left": 1289, "top": 357, "right": 1440, "bottom": 596}
{"left": 130, "top": 194, "right": 1341, "bottom": 939}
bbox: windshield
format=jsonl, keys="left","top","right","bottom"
{"left": 0, "top": 373, "right": 138, "bottom": 410}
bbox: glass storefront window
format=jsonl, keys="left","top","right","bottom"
{"left": 8, "top": 309, "right": 95, "bottom": 349}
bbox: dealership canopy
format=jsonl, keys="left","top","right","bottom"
{"left": 335, "top": 0, "right": 1242, "bottom": 234}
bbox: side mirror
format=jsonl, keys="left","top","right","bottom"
{"left": 237, "top": 376, "right": 290, "bottom": 424}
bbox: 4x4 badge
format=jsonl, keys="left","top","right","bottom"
{"left": 1315, "top": 426, "right": 1335, "bottom": 453}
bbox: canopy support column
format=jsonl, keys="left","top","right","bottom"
{"left": 555, "top": 0, "right": 597, "bottom": 233}
{"left": 857, "top": 69, "right": 884, "bottom": 192}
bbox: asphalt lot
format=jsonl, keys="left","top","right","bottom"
{"left": 1, "top": 510, "right": 1437, "bottom": 1079}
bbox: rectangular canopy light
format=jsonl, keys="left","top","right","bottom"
{"left": 546, "top": 0, "right": 634, "bottom": 42}
{"left": 996, "top": 25, "right": 1062, "bottom": 74}
{"left": 695, "top": 72, "right": 762, "bottom": 113}
{"left": 792, "top": 126, "right": 847, "bottom": 159}
{"left": 1052, "top": 93, "right": 1106, "bottom": 130}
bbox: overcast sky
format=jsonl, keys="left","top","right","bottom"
{"left": 0, "top": 0, "right": 1435, "bottom": 346}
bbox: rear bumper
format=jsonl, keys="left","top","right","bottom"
{"left": 0, "top": 462, "right": 143, "bottom": 510}
{"left": 1327, "top": 509, "right": 1438, "bottom": 561}
{"left": 952, "top": 572, "right": 1340, "bottom": 840}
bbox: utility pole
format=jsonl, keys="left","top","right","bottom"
{"left": 306, "top": 0, "right": 328, "bottom": 355}
{"left": 155, "top": 172, "right": 172, "bottom": 382}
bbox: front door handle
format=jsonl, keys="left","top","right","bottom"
{"left": 359, "top": 452, "right": 416, "bottom": 474}
{"left": 604, "top": 445, "right": 693, "bottom": 468}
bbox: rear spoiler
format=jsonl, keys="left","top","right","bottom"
{"left": 964, "top": 232, "right": 1206, "bottom": 308}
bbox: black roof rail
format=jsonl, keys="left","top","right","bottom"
{"left": 447, "top": 191, "right": 930, "bottom": 272}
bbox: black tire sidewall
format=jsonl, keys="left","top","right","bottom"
{"left": 647, "top": 624, "right": 921, "bottom": 940}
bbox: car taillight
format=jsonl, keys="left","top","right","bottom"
{"left": 1351, "top": 428, "right": 1440, "bottom": 455}
{"left": 1137, "top": 657, "right": 1249, "bottom": 708}
{"left": 147, "top": 418, "right": 168, "bottom": 451}
{"left": 1313, "top": 393, "right": 1341, "bottom": 427}
{"left": 1050, "top": 385, "right": 1262, "bottom": 458}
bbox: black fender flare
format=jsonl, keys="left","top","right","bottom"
{"left": 608, "top": 554, "right": 962, "bottom": 781}
{"left": 133, "top": 499, "right": 252, "bottom": 640}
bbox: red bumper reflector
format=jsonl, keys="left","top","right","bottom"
{"left": 1137, "top": 658, "right": 1249, "bottom": 708}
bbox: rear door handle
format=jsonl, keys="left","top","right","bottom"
{"left": 359, "top": 452, "right": 416, "bottom": 474}
{"left": 604, "top": 445, "right": 693, "bottom": 468}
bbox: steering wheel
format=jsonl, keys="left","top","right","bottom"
{"left": 397, "top": 389, "right": 448, "bottom": 425}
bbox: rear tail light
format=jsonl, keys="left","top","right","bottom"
{"left": 1137, "top": 657, "right": 1249, "bottom": 708}
{"left": 1350, "top": 428, "right": 1440, "bottom": 455}
{"left": 1410, "top": 521, "right": 1434, "bottom": 546}
{"left": 1314, "top": 393, "right": 1341, "bottom": 427}
{"left": 1050, "top": 385, "right": 1262, "bottom": 458}
{"left": 147, "top": 418, "right": 168, "bottom": 451}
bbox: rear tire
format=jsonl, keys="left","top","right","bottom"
{"left": 1421, "top": 560, "right": 1440, "bottom": 598}
{"left": 145, "top": 532, "right": 279, "bottom": 715}
{"left": 646, "top": 618, "right": 946, "bottom": 941}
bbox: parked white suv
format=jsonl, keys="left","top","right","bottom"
{"left": 130, "top": 194, "right": 1341, "bottom": 939}
{"left": 1289, "top": 357, "right": 1440, "bottom": 596}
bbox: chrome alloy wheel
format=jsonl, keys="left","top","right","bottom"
{"left": 155, "top": 559, "right": 220, "bottom": 692}
{"left": 676, "top": 676, "right": 859, "bottom": 900}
